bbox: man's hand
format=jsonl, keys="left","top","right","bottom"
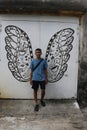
{"left": 45, "top": 78, "right": 48, "bottom": 84}
{"left": 29, "top": 70, "right": 33, "bottom": 85}
{"left": 44, "top": 69, "right": 48, "bottom": 84}
{"left": 30, "top": 79, "right": 33, "bottom": 85}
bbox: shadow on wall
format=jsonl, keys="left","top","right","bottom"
{"left": 78, "top": 62, "right": 87, "bottom": 107}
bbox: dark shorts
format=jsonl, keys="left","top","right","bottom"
{"left": 32, "top": 80, "right": 46, "bottom": 90}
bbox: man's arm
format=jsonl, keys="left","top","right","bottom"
{"left": 44, "top": 68, "right": 48, "bottom": 84}
{"left": 30, "top": 69, "right": 33, "bottom": 85}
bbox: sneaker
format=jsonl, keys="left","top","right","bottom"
{"left": 34, "top": 105, "right": 39, "bottom": 112}
{"left": 40, "top": 100, "right": 46, "bottom": 107}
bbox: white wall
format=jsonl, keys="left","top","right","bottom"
{"left": 0, "top": 15, "right": 79, "bottom": 99}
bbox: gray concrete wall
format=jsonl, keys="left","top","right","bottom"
{"left": 78, "top": 13, "right": 87, "bottom": 106}
{"left": 0, "top": 0, "right": 87, "bottom": 104}
{"left": 0, "top": 0, "right": 87, "bottom": 13}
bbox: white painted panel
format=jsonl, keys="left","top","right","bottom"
{"left": 40, "top": 21, "right": 78, "bottom": 99}
{"left": 0, "top": 15, "right": 79, "bottom": 99}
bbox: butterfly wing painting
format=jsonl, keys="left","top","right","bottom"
{"left": 45, "top": 28, "right": 74, "bottom": 83}
{"left": 5, "top": 25, "right": 33, "bottom": 82}
{"left": 5, "top": 25, "right": 74, "bottom": 83}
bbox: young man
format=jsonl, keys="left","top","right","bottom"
{"left": 29, "top": 48, "right": 48, "bottom": 112}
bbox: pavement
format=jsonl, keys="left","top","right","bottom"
{"left": 0, "top": 99, "right": 87, "bottom": 130}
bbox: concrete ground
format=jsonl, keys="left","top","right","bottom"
{"left": 0, "top": 99, "right": 87, "bottom": 130}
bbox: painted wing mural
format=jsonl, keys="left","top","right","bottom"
{"left": 45, "top": 28, "right": 74, "bottom": 82}
{"left": 5, "top": 25, "right": 33, "bottom": 82}
{"left": 5, "top": 25, "right": 74, "bottom": 83}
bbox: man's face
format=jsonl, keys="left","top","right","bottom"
{"left": 35, "top": 50, "right": 42, "bottom": 59}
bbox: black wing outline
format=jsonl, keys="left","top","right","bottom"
{"left": 5, "top": 25, "right": 33, "bottom": 82}
{"left": 45, "top": 28, "right": 74, "bottom": 83}
{"left": 5, "top": 26, "right": 74, "bottom": 83}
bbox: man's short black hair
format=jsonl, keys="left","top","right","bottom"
{"left": 35, "top": 48, "right": 42, "bottom": 52}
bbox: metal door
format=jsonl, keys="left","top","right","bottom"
{"left": 0, "top": 15, "right": 79, "bottom": 99}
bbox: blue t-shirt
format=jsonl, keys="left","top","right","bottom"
{"left": 30, "top": 58, "right": 48, "bottom": 81}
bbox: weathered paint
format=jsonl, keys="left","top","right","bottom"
{"left": 78, "top": 13, "right": 87, "bottom": 105}
{"left": 0, "top": 0, "right": 87, "bottom": 13}
{"left": 0, "top": 0, "right": 86, "bottom": 105}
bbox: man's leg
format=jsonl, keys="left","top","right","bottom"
{"left": 32, "top": 81, "right": 39, "bottom": 112}
{"left": 33, "top": 89, "right": 39, "bottom": 111}
{"left": 40, "top": 81, "right": 46, "bottom": 106}
{"left": 40, "top": 89, "right": 46, "bottom": 106}
{"left": 41, "top": 89, "right": 45, "bottom": 101}
{"left": 34, "top": 89, "right": 38, "bottom": 105}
